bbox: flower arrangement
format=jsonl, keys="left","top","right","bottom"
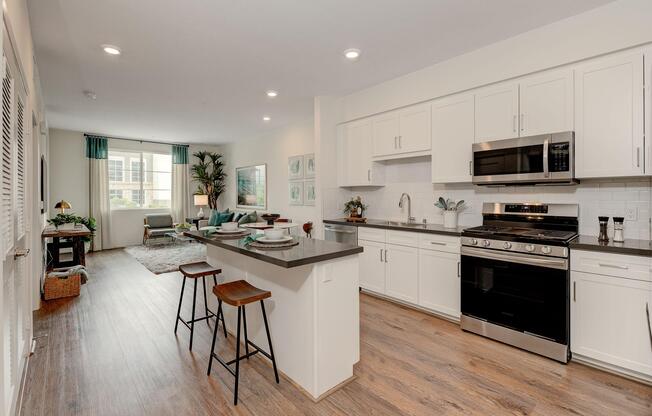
{"left": 47, "top": 213, "right": 97, "bottom": 243}
{"left": 343, "top": 196, "right": 367, "bottom": 218}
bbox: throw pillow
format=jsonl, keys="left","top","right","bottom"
{"left": 237, "top": 211, "right": 258, "bottom": 225}
{"left": 233, "top": 212, "right": 244, "bottom": 222}
{"left": 208, "top": 209, "right": 230, "bottom": 226}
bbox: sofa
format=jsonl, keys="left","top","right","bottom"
{"left": 143, "top": 213, "right": 177, "bottom": 244}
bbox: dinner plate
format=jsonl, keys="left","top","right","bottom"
{"left": 256, "top": 236, "right": 293, "bottom": 244}
{"left": 215, "top": 228, "right": 246, "bottom": 234}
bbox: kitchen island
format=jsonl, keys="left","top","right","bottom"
{"left": 184, "top": 230, "right": 363, "bottom": 400}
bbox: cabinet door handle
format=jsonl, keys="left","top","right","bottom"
{"left": 468, "top": 160, "right": 473, "bottom": 176}
{"left": 598, "top": 263, "right": 629, "bottom": 270}
{"left": 399, "top": 135, "right": 402, "bottom": 148}
{"left": 520, "top": 114, "right": 524, "bottom": 132}
{"left": 512, "top": 115, "right": 517, "bottom": 133}
{"left": 637, "top": 147, "right": 641, "bottom": 168}
{"left": 394, "top": 136, "right": 398, "bottom": 149}
{"left": 457, "top": 261, "right": 461, "bottom": 278}
{"left": 430, "top": 241, "right": 446, "bottom": 246}
{"left": 573, "top": 281, "right": 576, "bottom": 302}
{"left": 646, "top": 302, "right": 652, "bottom": 350}
{"left": 379, "top": 248, "right": 383, "bottom": 262}
{"left": 384, "top": 249, "right": 388, "bottom": 263}
{"left": 367, "top": 169, "right": 371, "bottom": 182}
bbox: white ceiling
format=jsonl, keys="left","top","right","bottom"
{"left": 28, "top": 0, "right": 614, "bottom": 144}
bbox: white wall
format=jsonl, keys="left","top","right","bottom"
{"left": 341, "top": 0, "right": 652, "bottom": 121}
{"left": 217, "top": 117, "right": 318, "bottom": 234}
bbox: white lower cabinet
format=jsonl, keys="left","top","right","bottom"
{"left": 385, "top": 245, "right": 419, "bottom": 304}
{"left": 358, "top": 239, "right": 386, "bottom": 293}
{"left": 571, "top": 250, "right": 652, "bottom": 380}
{"left": 358, "top": 230, "right": 461, "bottom": 320}
{"left": 418, "top": 249, "right": 460, "bottom": 319}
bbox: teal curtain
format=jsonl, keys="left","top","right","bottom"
{"left": 172, "top": 145, "right": 189, "bottom": 164}
{"left": 85, "top": 135, "right": 108, "bottom": 159}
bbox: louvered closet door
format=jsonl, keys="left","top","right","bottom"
{"left": 1, "top": 30, "right": 30, "bottom": 414}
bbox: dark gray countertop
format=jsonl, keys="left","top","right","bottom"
{"left": 569, "top": 235, "right": 652, "bottom": 257}
{"left": 184, "top": 230, "right": 363, "bottom": 268}
{"left": 323, "top": 218, "right": 465, "bottom": 236}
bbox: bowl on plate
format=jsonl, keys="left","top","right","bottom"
{"left": 264, "top": 228, "right": 285, "bottom": 240}
{"left": 221, "top": 222, "right": 239, "bottom": 232}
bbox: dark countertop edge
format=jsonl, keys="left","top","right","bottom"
{"left": 323, "top": 219, "right": 464, "bottom": 236}
{"left": 185, "top": 232, "right": 364, "bottom": 268}
{"left": 569, "top": 236, "right": 652, "bottom": 258}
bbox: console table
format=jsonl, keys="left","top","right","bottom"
{"left": 42, "top": 224, "right": 91, "bottom": 270}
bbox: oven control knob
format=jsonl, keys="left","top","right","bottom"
{"left": 541, "top": 246, "right": 552, "bottom": 254}
{"left": 525, "top": 244, "right": 535, "bottom": 252}
{"left": 482, "top": 240, "right": 491, "bottom": 247}
{"left": 503, "top": 242, "right": 512, "bottom": 249}
{"left": 470, "top": 238, "right": 478, "bottom": 246}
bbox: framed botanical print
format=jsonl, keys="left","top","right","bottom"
{"left": 304, "top": 180, "right": 316, "bottom": 206}
{"left": 288, "top": 181, "right": 304, "bottom": 205}
{"left": 304, "top": 153, "right": 315, "bottom": 178}
{"left": 236, "top": 164, "right": 267, "bottom": 210}
{"left": 288, "top": 155, "right": 304, "bottom": 180}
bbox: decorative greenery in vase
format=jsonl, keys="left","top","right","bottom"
{"left": 176, "top": 222, "right": 192, "bottom": 233}
{"left": 343, "top": 196, "right": 367, "bottom": 218}
{"left": 434, "top": 197, "right": 465, "bottom": 211}
{"left": 191, "top": 151, "right": 226, "bottom": 210}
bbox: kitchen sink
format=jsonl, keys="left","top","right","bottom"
{"left": 385, "top": 221, "right": 425, "bottom": 228}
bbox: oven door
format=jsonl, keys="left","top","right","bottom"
{"left": 472, "top": 132, "right": 574, "bottom": 185}
{"left": 461, "top": 246, "right": 569, "bottom": 344}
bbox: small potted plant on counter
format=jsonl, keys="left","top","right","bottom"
{"left": 175, "top": 222, "right": 193, "bottom": 233}
{"left": 344, "top": 196, "right": 367, "bottom": 221}
{"left": 435, "top": 197, "right": 465, "bottom": 229}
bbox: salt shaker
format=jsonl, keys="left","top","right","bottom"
{"left": 598, "top": 216, "right": 609, "bottom": 242}
{"left": 612, "top": 217, "right": 625, "bottom": 242}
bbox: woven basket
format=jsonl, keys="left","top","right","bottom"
{"left": 44, "top": 273, "right": 81, "bottom": 300}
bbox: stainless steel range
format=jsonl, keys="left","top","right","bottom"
{"left": 460, "top": 202, "right": 579, "bottom": 363}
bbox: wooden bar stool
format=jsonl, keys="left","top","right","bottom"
{"left": 207, "top": 280, "right": 279, "bottom": 405}
{"left": 175, "top": 261, "right": 227, "bottom": 351}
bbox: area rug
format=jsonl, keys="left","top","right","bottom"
{"left": 124, "top": 243, "right": 206, "bottom": 275}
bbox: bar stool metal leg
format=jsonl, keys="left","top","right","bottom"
{"left": 207, "top": 308, "right": 219, "bottom": 376}
{"left": 234, "top": 306, "right": 242, "bottom": 405}
{"left": 189, "top": 278, "right": 198, "bottom": 351}
{"left": 242, "top": 305, "right": 250, "bottom": 360}
{"left": 261, "top": 300, "right": 279, "bottom": 383}
{"left": 174, "top": 276, "right": 186, "bottom": 334}
{"left": 202, "top": 276, "right": 211, "bottom": 327}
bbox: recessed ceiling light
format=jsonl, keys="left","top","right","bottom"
{"left": 262, "top": 116, "right": 271, "bottom": 122}
{"left": 266, "top": 90, "right": 278, "bottom": 98}
{"left": 343, "top": 48, "right": 361, "bottom": 61}
{"left": 102, "top": 44, "right": 121, "bottom": 55}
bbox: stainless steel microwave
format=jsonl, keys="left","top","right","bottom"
{"left": 472, "top": 131, "right": 577, "bottom": 186}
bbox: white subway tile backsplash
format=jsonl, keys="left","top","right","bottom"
{"left": 329, "top": 177, "right": 651, "bottom": 240}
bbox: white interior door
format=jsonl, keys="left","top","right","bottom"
{"left": 1, "top": 26, "right": 31, "bottom": 415}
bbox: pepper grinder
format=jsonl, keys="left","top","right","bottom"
{"left": 598, "top": 216, "right": 610, "bottom": 242}
{"left": 612, "top": 217, "right": 625, "bottom": 242}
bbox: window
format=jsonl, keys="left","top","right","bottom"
{"left": 108, "top": 149, "right": 172, "bottom": 209}
{"left": 108, "top": 159, "right": 123, "bottom": 182}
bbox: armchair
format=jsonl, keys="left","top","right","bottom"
{"left": 143, "top": 214, "right": 177, "bottom": 245}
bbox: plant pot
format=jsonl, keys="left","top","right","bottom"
{"left": 443, "top": 211, "right": 458, "bottom": 229}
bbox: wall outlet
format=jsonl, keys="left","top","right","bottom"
{"left": 625, "top": 207, "right": 637, "bottom": 221}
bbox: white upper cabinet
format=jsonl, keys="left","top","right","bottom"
{"left": 575, "top": 51, "right": 644, "bottom": 178}
{"left": 397, "top": 103, "right": 431, "bottom": 154}
{"left": 372, "top": 111, "right": 400, "bottom": 157}
{"left": 519, "top": 69, "right": 574, "bottom": 136}
{"left": 372, "top": 103, "right": 431, "bottom": 159}
{"left": 337, "top": 119, "right": 384, "bottom": 187}
{"left": 474, "top": 82, "right": 519, "bottom": 142}
{"left": 431, "top": 93, "right": 475, "bottom": 183}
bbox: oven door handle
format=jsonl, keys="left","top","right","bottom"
{"left": 461, "top": 246, "right": 568, "bottom": 270}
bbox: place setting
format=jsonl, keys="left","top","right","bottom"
{"left": 208, "top": 222, "right": 251, "bottom": 239}
{"left": 246, "top": 228, "right": 299, "bottom": 249}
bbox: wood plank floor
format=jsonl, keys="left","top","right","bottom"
{"left": 20, "top": 249, "right": 652, "bottom": 416}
